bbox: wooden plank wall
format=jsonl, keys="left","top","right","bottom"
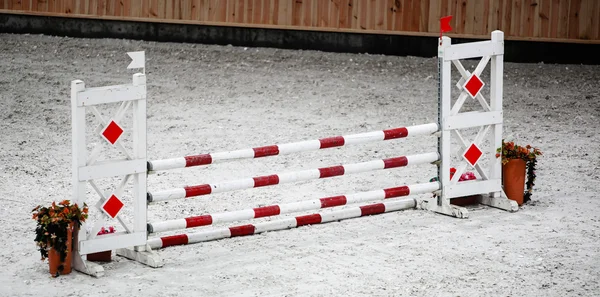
{"left": 1, "top": 0, "right": 599, "bottom": 42}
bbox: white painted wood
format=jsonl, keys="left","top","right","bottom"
{"left": 254, "top": 218, "right": 298, "bottom": 233}
{"left": 76, "top": 84, "right": 146, "bottom": 106}
{"left": 445, "top": 179, "right": 502, "bottom": 199}
{"left": 78, "top": 159, "right": 146, "bottom": 181}
{"left": 211, "top": 149, "right": 255, "bottom": 160}
{"left": 488, "top": 30, "right": 505, "bottom": 200}
{"left": 444, "top": 40, "right": 504, "bottom": 61}
{"left": 187, "top": 228, "right": 232, "bottom": 243}
{"left": 343, "top": 131, "right": 384, "bottom": 144}
{"left": 320, "top": 207, "right": 362, "bottom": 222}
{"left": 345, "top": 190, "right": 386, "bottom": 204}
{"left": 406, "top": 152, "right": 439, "bottom": 165}
{"left": 116, "top": 247, "right": 163, "bottom": 268}
{"left": 212, "top": 178, "right": 256, "bottom": 193}
{"left": 445, "top": 111, "right": 502, "bottom": 130}
{"left": 132, "top": 73, "right": 149, "bottom": 252}
{"left": 343, "top": 160, "right": 385, "bottom": 174}
{"left": 79, "top": 232, "right": 147, "bottom": 255}
{"left": 278, "top": 200, "right": 321, "bottom": 214}
{"left": 408, "top": 182, "right": 441, "bottom": 194}
{"left": 149, "top": 219, "right": 187, "bottom": 233}
{"left": 148, "top": 157, "right": 187, "bottom": 171}
{"left": 405, "top": 123, "right": 439, "bottom": 136}
{"left": 277, "top": 170, "right": 321, "bottom": 183}
{"left": 211, "top": 209, "right": 255, "bottom": 223}
{"left": 277, "top": 140, "right": 321, "bottom": 154}
{"left": 150, "top": 188, "right": 187, "bottom": 202}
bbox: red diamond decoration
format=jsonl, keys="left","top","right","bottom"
{"left": 463, "top": 74, "right": 485, "bottom": 98}
{"left": 101, "top": 120, "right": 124, "bottom": 145}
{"left": 101, "top": 194, "right": 124, "bottom": 218}
{"left": 463, "top": 143, "right": 483, "bottom": 167}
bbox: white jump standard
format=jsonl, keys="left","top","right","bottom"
{"left": 69, "top": 31, "right": 517, "bottom": 277}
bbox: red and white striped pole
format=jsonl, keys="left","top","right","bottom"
{"left": 147, "top": 152, "right": 439, "bottom": 203}
{"left": 148, "top": 182, "right": 439, "bottom": 233}
{"left": 147, "top": 123, "right": 438, "bottom": 172}
{"left": 147, "top": 197, "right": 417, "bottom": 249}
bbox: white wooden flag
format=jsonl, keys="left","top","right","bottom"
{"left": 127, "top": 51, "right": 145, "bottom": 70}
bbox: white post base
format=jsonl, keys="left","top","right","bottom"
{"left": 419, "top": 198, "right": 469, "bottom": 219}
{"left": 478, "top": 192, "right": 519, "bottom": 212}
{"left": 116, "top": 246, "right": 164, "bottom": 268}
{"left": 73, "top": 253, "right": 105, "bottom": 278}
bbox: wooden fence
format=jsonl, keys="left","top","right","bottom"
{"left": 1, "top": 0, "right": 599, "bottom": 43}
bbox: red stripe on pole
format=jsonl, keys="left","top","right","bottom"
{"left": 383, "top": 127, "right": 409, "bottom": 140}
{"left": 185, "top": 215, "right": 213, "bottom": 228}
{"left": 296, "top": 214, "right": 322, "bottom": 226}
{"left": 160, "top": 234, "right": 189, "bottom": 248}
{"left": 319, "top": 136, "right": 345, "bottom": 149}
{"left": 360, "top": 203, "right": 386, "bottom": 216}
{"left": 229, "top": 224, "right": 256, "bottom": 237}
{"left": 253, "top": 145, "right": 279, "bottom": 158}
{"left": 383, "top": 186, "right": 410, "bottom": 198}
{"left": 320, "top": 195, "right": 347, "bottom": 208}
{"left": 253, "top": 205, "right": 281, "bottom": 218}
{"left": 184, "top": 184, "right": 212, "bottom": 197}
{"left": 383, "top": 156, "right": 408, "bottom": 169}
{"left": 318, "top": 165, "right": 345, "bottom": 178}
{"left": 253, "top": 175, "right": 280, "bottom": 187}
{"left": 184, "top": 154, "right": 212, "bottom": 167}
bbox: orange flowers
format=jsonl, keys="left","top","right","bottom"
{"left": 32, "top": 200, "right": 89, "bottom": 263}
{"left": 496, "top": 139, "right": 542, "bottom": 165}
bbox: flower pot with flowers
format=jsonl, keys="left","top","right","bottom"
{"left": 32, "top": 200, "right": 88, "bottom": 277}
{"left": 496, "top": 140, "right": 542, "bottom": 205}
{"left": 86, "top": 226, "right": 116, "bottom": 262}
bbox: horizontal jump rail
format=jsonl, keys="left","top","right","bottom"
{"left": 147, "top": 152, "right": 439, "bottom": 203}
{"left": 147, "top": 197, "right": 417, "bottom": 249}
{"left": 147, "top": 123, "right": 439, "bottom": 172}
{"left": 148, "top": 182, "right": 440, "bottom": 233}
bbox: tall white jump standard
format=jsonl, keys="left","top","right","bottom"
{"left": 70, "top": 52, "right": 162, "bottom": 277}
{"left": 420, "top": 30, "right": 519, "bottom": 218}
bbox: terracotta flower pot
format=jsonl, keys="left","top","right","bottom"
{"left": 502, "top": 159, "right": 527, "bottom": 205}
{"left": 47, "top": 222, "right": 74, "bottom": 277}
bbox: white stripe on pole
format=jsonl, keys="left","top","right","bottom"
{"left": 345, "top": 189, "right": 387, "bottom": 204}
{"left": 212, "top": 209, "right": 255, "bottom": 224}
{"left": 149, "top": 219, "right": 187, "bottom": 233}
{"left": 343, "top": 159, "right": 385, "bottom": 174}
{"left": 150, "top": 188, "right": 187, "bottom": 202}
{"left": 211, "top": 149, "right": 255, "bottom": 161}
{"left": 408, "top": 182, "right": 440, "bottom": 194}
{"left": 406, "top": 123, "right": 439, "bottom": 135}
{"left": 343, "top": 131, "right": 385, "bottom": 145}
{"left": 211, "top": 178, "right": 255, "bottom": 194}
{"left": 253, "top": 217, "right": 298, "bottom": 233}
{"left": 188, "top": 228, "right": 231, "bottom": 243}
{"left": 278, "top": 140, "right": 321, "bottom": 154}
{"left": 406, "top": 152, "right": 439, "bottom": 165}
{"left": 148, "top": 157, "right": 186, "bottom": 171}
{"left": 277, "top": 169, "right": 321, "bottom": 183}
{"left": 320, "top": 207, "right": 362, "bottom": 222}
{"left": 278, "top": 200, "right": 321, "bottom": 214}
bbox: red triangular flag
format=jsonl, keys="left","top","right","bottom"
{"left": 440, "top": 15, "right": 453, "bottom": 33}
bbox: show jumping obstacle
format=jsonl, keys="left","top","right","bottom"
{"left": 69, "top": 31, "right": 518, "bottom": 277}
